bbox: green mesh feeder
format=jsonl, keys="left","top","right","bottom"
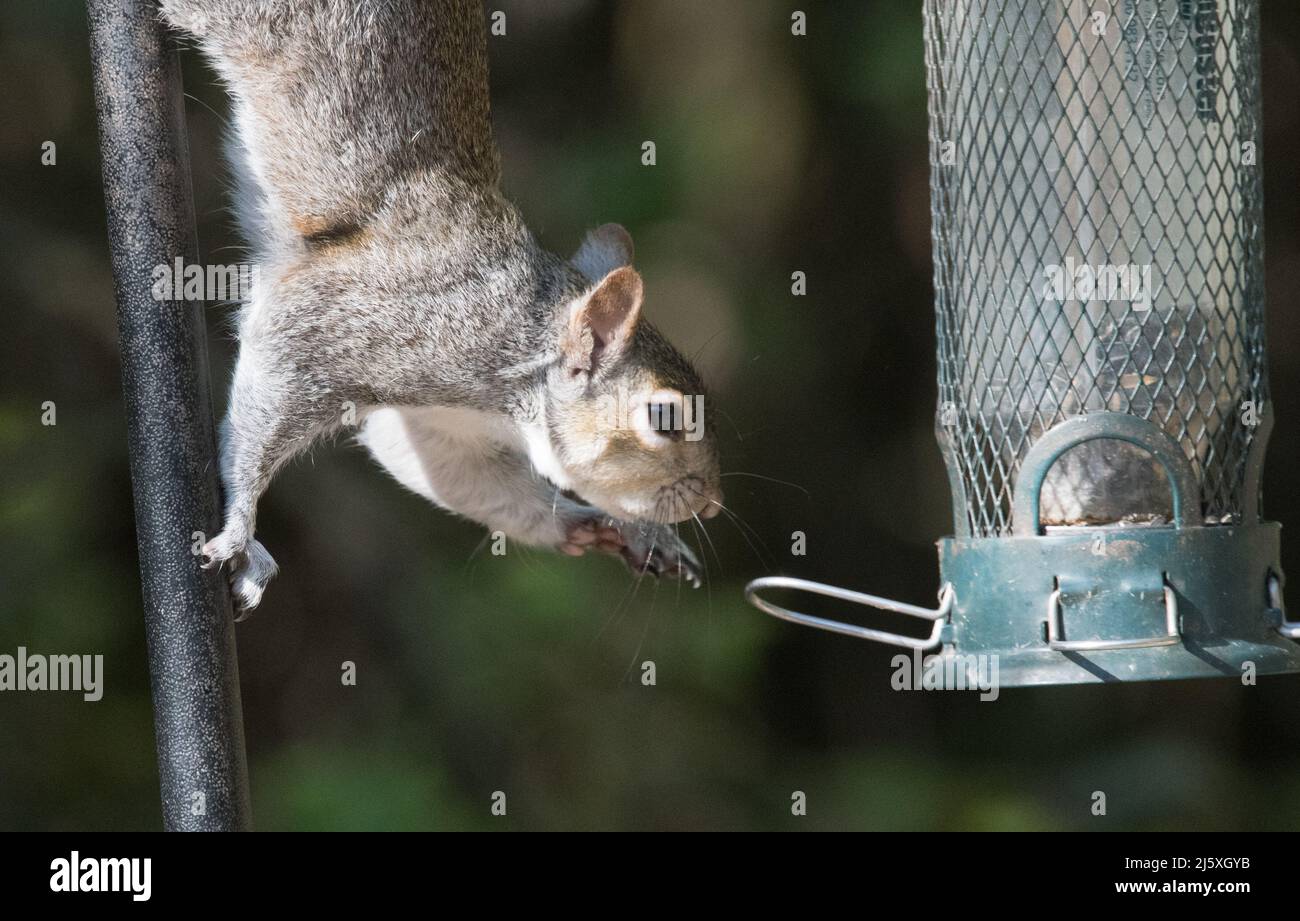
{"left": 746, "top": 0, "right": 1300, "bottom": 685}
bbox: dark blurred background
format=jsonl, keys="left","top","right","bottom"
{"left": 2, "top": 0, "right": 1300, "bottom": 830}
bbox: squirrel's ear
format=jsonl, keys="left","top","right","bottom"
{"left": 563, "top": 266, "right": 643, "bottom": 376}
{"left": 572, "top": 223, "right": 634, "bottom": 282}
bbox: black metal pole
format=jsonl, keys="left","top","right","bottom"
{"left": 87, "top": 0, "right": 252, "bottom": 831}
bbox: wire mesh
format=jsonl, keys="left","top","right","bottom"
{"left": 924, "top": 0, "right": 1267, "bottom": 537}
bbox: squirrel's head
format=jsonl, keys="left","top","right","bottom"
{"left": 534, "top": 224, "right": 723, "bottom": 524}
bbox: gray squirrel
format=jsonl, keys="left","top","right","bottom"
{"left": 159, "top": 0, "right": 723, "bottom": 613}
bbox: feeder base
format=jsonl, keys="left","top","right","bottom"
{"left": 936, "top": 522, "right": 1300, "bottom": 686}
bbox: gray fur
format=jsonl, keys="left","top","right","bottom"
{"left": 161, "top": 0, "right": 722, "bottom": 611}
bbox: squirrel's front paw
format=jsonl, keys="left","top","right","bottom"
{"left": 560, "top": 519, "right": 624, "bottom": 557}
{"left": 562, "top": 519, "right": 702, "bottom": 587}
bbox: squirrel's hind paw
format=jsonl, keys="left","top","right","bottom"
{"left": 232, "top": 538, "right": 278, "bottom": 620}
{"left": 202, "top": 534, "right": 278, "bottom": 620}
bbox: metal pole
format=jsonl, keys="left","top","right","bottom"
{"left": 87, "top": 0, "right": 252, "bottom": 830}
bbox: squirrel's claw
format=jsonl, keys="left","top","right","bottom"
{"left": 614, "top": 524, "right": 703, "bottom": 588}
{"left": 200, "top": 533, "right": 278, "bottom": 620}
{"left": 620, "top": 542, "right": 703, "bottom": 588}
{"left": 562, "top": 518, "right": 703, "bottom": 587}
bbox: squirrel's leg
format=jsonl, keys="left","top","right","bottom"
{"left": 204, "top": 346, "right": 334, "bottom": 612}
{"left": 359, "top": 406, "right": 596, "bottom": 549}
{"left": 359, "top": 408, "right": 702, "bottom": 584}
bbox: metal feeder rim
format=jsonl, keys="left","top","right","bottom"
{"left": 744, "top": 411, "right": 1289, "bottom": 651}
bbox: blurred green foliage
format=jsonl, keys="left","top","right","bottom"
{"left": 3, "top": 0, "right": 1300, "bottom": 830}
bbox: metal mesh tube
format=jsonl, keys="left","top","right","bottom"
{"left": 925, "top": 0, "right": 1267, "bottom": 537}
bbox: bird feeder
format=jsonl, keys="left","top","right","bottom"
{"left": 747, "top": 0, "right": 1300, "bottom": 685}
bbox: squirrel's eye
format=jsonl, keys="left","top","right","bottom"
{"left": 647, "top": 401, "right": 683, "bottom": 441}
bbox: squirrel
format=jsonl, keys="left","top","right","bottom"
{"left": 158, "top": 0, "right": 724, "bottom": 613}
